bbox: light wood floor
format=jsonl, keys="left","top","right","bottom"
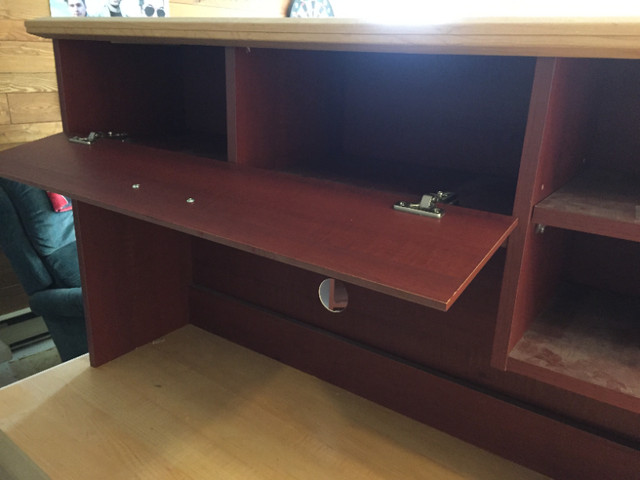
{"left": 0, "top": 325, "right": 548, "bottom": 479}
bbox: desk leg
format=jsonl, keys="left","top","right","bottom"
{"left": 74, "top": 201, "right": 191, "bottom": 366}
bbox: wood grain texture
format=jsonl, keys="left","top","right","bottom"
{"left": 533, "top": 168, "right": 640, "bottom": 242}
{"left": 232, "top": 47, "right": 344, "bottom": 168}
{"left": 23, "top": 16, "right": 640, "bottom": 59}
{"left": 0, "top": 42, "right": 54, "bottom": 73}
{"left": 191, "top": 240, "right": 506, "bottom": 376}
{"left": 492, "top": 58, "right": 557, "bottom": 367}
{"left": 3, "top": 18, "right": 638, "bottom": 479}
{"left": 74, "top": 202, "right": 191, "bottom": 366}
{"left": 0, "top": 0, "right": 60, "bottom": 149}
{"left": 0, "top": 0, "right": 52, "bottom": 19}
{"left": 191, "top": 295, "right": 640, "bottom": 480}
{"left": 0, "top": 94, "right": 8, "bottom": 124}
{"left": 0, "top": 134, "right": 516, "bottom": 312}
{"left": 0, "top": 20, "right": 45, "bottom": 42}
{"left": 0, "top": 73, "right": 59, "bottom": 94}
{"left": 0, "top": 121, "right": 61, "bottom": 144}
{"left": 0, "top": 326, "right": 549, "bottom": 480}
{"left": 6, "top": 93, "right": 60, "bottom": 124}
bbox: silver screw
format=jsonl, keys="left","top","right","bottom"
{"left": 186, "top": 197, "right": 195, "bottom": 204}
{"left": 132, "top": 184, "right": 140, "bottom": 189}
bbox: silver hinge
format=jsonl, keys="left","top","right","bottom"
{"left": 68, "top": 131, "right": 128, "bottom": 145}
{"left": 393, "top": 191, "right": 458, "bottom": 219}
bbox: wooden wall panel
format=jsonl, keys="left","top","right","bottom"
{"left": 0, "top": 20, "right": 38, "bottom": 41}
{"left": 0, "top": 43, "right": 54, "bottom": 74}
{"left": 0, "top": 121, "right": 61, "bottom": 145}
{"left": 0, "top": 0, "right": 62, "bottom": 150}
{"left": 0, "top": 95, "right": 8, "bottom": 124}
{"left": 0, "top": 73, "right": 58, "bottom": 93}
{"left": 6, "top": 92, "right": 60, "bottom": 123}
{"left": 0, "top": 0, "right": 51, "bottom": 18}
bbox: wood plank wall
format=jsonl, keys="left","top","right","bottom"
{"left": 0, "top": 0, "right": 61, "bottom": 152}
{"left": 0, "top": 0, "right": 290, "bottom": 154}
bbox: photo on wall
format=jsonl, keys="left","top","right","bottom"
{"left": 50, "top": 0, "right": 169, "bottom": 17}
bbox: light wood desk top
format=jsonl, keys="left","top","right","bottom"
{"left": 24, "top": 15, "right": 640, "bottom": 59}
{"left": 0, "top": 325, "right": 547, "bottom": 479}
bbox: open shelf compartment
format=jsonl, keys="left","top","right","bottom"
{"left": 495, "top": 58, "right": 640, "bottom": 410}
{"left": 508, "top": 280, "right": 640, "bottom": 411}
{"left": 231, "top": 48, "right": 535, "bottom": 216}
{"left": 508, "top": 229, "right": 640, "bottom": 411}
{"left": 55, "top": 40, "right": 229, "bottom": 160}
{"left": 533, "top": 168, "right": 640, "bottom": 242}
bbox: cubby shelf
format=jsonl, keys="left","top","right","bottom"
{"left": 508, "top": 282, "right": 640, "bottom": 412}
{"left": 533, "top": 168, "right": 640, "bottom": 242}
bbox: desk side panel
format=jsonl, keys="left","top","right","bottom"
{"left": 74, "top": 201, "right": 191, "bottom": 366}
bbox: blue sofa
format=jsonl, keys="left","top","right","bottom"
{"left": 0, "top": 178, "right": 87, "bottom": 361}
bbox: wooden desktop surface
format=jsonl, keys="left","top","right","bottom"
{"left": 25, "top": 16, "right": 640, "bottom": 59}
{"left": 0, "top": 325, "right": 547, "bottom": 479}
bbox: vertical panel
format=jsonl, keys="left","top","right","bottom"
{"left": 74, "top": 201, "right": 191, "bottom": 366}
{"left": 232, "top": 47, "right": 344, "bottom": 168}
{"left": 493, "top": 58, "right": 598, "bottom": 367}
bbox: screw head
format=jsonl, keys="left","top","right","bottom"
{"left": 186, "top": 197, "right": 195, "bottom": 204}
{"left": 132, "top": 184, "right": 140, "bottom": 189}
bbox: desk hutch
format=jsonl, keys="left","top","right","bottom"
{"left": 0, "top": 16, "right": 639, "bottom": 478}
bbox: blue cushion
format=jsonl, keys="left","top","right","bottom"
{"left": 0, "top": 179, "right": 76, "bottom": 257}
{"left": 46, "top": 242, "right": 81, "bottom": 288}
{"left": 0, "top": 179, "right": 79, "bottom": 289}
{"left": 0, "top": 186, "right": 53, "bottom": 294}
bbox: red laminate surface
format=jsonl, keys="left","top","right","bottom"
{"left": 0, "top": 133, "right": 516, "bottom": 311}
{"left": 533, "top": 168, "right": 640, "bottom": 242}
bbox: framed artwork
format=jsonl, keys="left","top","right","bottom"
{"left": 288, "top": 0, "right": 335, "bottom": 18}
{"left": 50, "top": 0, "right": 169, "bottom": 17}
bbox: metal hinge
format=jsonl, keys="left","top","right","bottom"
{"left": 393, "top": 191, "right": 458, "bottom": 219}
{"left": 68, "top": 131, "right": 128, "bottom": 145}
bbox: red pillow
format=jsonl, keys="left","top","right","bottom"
{"left": 47, "top": 192, "right": 72, "bottom": 212}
